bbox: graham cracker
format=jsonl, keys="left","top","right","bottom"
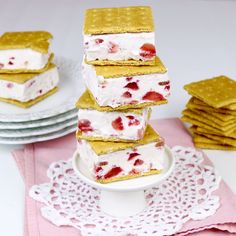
{"left": 181, "top": 115, "right": 236, "bottom": 136}
{"left": 97, "top": 169, "right": 162, "bottom": 184}
{"left": 93, "top": 56, "right": 167, "bottom": 78}
{"left": 84, "top": 6, "right": 154, "bottom": 35}
{"left": 76, "top": 89, "right": 167, "bottom": 112}
{"left": 201, "top": 133, "right": 236, "bottom": 147}
{"left": 193, "top": 134, "right": 220, "bottom": 145}
{"left": 0, "top": 53, "right": 54, "bottom": 74}
{"left": 82, "top": 125, "right": 162, "bottom": 155}
{"left": 0, "top": 63, "right": 56, "bottom": 83}
{"left": 187, "top": 97, "right": 236, "bottom": 116}
{"left": 182, "top": 110, "right": 236, "bottom": 132}
{"left": 184, "top": 76, "right": 236, "bottom": 108}
{"left": 186, "top": 108, "right": 235, "bottom": 125}
{"left": 0, "top": 31, "right": 52, "bottom": 53}
{"left": 194, "top": 142, "right": 236, "bottom": 151}
{"left": 85, "top": 58, "right": 155, "bottom": 66}
{"left": 0, "top": 87, "right": 58, "bottom": 108}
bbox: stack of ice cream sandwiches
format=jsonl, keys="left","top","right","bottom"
{"left": 76, "top": 6, "right": 171, "bottom": 183}
{"left": 0, "top": 31, "right": 59, "bottom": 108}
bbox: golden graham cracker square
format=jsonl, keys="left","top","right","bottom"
{"left": 0, "top": 63, "right": 56, "bottom": 84}
{"left": 96, "top": 169, "right": 162, "bottom": 184}
{"left": 93, "top": 56, "right": 167, "bottom": 78}
{"left": 0, "top": 53, "right": 54, "bottom": 74}
{"left": 187, "top": 97, "right": 236, "bottom": 116}
{"left": 181, "top": 110, "right": 236, "bottom": 132}
{"left": 194, "top": 142, "right": 236, "bottom": 151}
{"left": 76, "top": 89, "right": 167, "bottom": 112}
{"left": 80, "top": 125, "right": 162, "bottom": 155}
{"left": 0, "top": 87, "right": 58, "bottom": 108}
{"left": 200, "top": 133, "right": 236, "bottom": 147}
{"left": 184, "top": 76, "right": 236, "bottom": 108}
{"left": 181, "top": 115, "right": 236, "bottom": 136}
{"left": 0, "top": 31, "right": 52, "bottom": 54}
{"left": 193, "top": 134, "right": 220, "bottom": 145}
{"left": 84, "top": 6, "right": 154, "bottom": 35}
{"left": 182, "top": 108, "right": 235, "bottom": 127}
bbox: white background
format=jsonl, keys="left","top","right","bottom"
{"left": 0, "top": 0, "right": 236, "bottom": 235}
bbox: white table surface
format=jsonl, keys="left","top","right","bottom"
{"left": 0, "top": 0, "right": 236, "bottom": 235}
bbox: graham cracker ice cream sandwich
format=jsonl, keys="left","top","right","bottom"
{"left": 76, "top": 90, "right": 151, "bottom": 142}
{"left": 0, "top": 31, "right": 53, "bottom": 73}
{"left": 0, "top": 63, "right": 59, "bottom": 108}
{"left": 77, "top": 125, "right": 165, "bottom": 183}
{"left": 83, "top": 6, "right": 157, "bottom": 65}
{"left": 82, "top": 56, "right": 170, "bottom": 108}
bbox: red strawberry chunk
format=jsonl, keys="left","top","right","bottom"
{"left": 134, "top": 159, "right": 144, "bottom": 166}
{"left": 142, "top": 91, "right": 164, "bottom": 101}
{"left": 129, "top": 100, "right": 138, "bottom": 105}
{"left": 128, "top": 119, "right": 140, "bottom": 126}
{"left": 126, "top": 115, "right": 135, "bottom": 120}
{"left": 129, "top": 169, "right": 140, "bottom": 175}
{"left": 78, "top": 119, "right": 93, "bottom": 132}
{"left": 126, "top": 77, "right": 133, "bottom": 81}
{"left": 98, "top": 161, "right": 108, "bottom": 166}
{"left": 95, "top": 38, "right": 104, "bottom": 44}
{"left": 155, "top": 139, "right": 165, "bottom": 148}
{"left": 158, "top": 81, "right": 170, "bottom": 86}
{"left": 108, "top": 42, "right": 119, "bottom": 53}
{"left": 128, "top": 152, "right": 140, "bottom": 161}
{"left": 122, "top": 91, "right": 132, "bottom": 98}
{"left": 104, "top": 167, "right": 123, "bottom": 179}
{"left": 95, "top": 166, "right": 103, "bottom": 173}
{"left": 8, "top": 61, "right": 14, "bottom": 65}
{"left": 140, "top": 43, "right": 156, "bottom": 58}
{"left": 165, "top": 85, "right": 170, "bottom": 91}
{"left": 124, "top": 82, "right": 139, "bottom": 90}
{"left": 112, "top": 117, "right": 124, "bottom": 131}
{"left": 10, "top": 57, "right": 15, "bottom": 60}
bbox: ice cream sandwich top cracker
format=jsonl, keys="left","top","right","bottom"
{"left": 84, "top": 6, "right": 154, "bottom": 35}
{"left": 0, "top": 31, "right": 52, "bottom": 54}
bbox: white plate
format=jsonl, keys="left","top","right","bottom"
{"left": 0, "top": 124, "right": 77, "bottom": 144}
{"left": 0, "top": 57, "right": 83, "bottom": 122}
{"left": 73, "top": 146, "right": 175, "bottom": 192}
{"left": 0, "top": 116, "right": 77, "bottom": 137}
{"left": 0, "top": 109, "right": 77, "bottom": 129}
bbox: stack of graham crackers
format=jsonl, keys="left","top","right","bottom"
{"left": 0, "top": 31, "right": 59, "bottom": 108}
{"left": 182, "top": 75, "right": 236, "bottom": 150}
{"left": 75, "top": 6, "right": 171, "bottom": 183}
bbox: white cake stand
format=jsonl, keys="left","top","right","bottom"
{"left": 72, "top": 146, "right": 175, "bottom": 217}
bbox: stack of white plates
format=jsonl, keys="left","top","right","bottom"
{"left": 0, "top": 57, "right": 82, "bottom": 144}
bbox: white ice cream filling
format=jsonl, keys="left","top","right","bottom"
{"left": 84, "top": 32, "right": 155, "bottom": 61}
{"left": 0, "top": 48, "right": 50, "bottom": 70}
{"left": 83, "top": 62, "right": 170, "bottom": 108}
{"left": 77, "top": 107, "right": 150, "bottom": 140}
{"left": 77, "top": 140, "right": 164, "bottom": 180}
{"left": 0, "top": 67, "right": 59, "bottom": 102}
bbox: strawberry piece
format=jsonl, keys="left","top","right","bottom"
{"left": 104, "top": 167, "right": 123, "bottom": 179}
{"left": 122, "top": 91, "right": 132, "bottom": 98}
{"left": 112, "top": 117, "right": 124, "bottom": 131}
{"left": 158, "top": 81, "right": 170, "bottom": 86}
{"left": 140, "top": 43, "right": 156, "bottom": 58}
{"left": 6, "top": 83, "right": 13, "bottom": 88}
{"left": 134, "top": 159, "right": 144, "bottom": 166}
{"left": 95, "top": 38, "right": 104, "bottom": 44}
{"left": 78, "top": 119, "right": 93, "bottom": 132}
{"left": 126, "top": 115, "right": 135, "bottom": 120}
{"left": 98, "top": 161, "right": 108, "bottom": 166}
{"left": 126, "top": 77, "right": 133, "bottom": 81}
{"left": 8, "top": 61, "right": 14, "bottom": 65}
{"left": 128, "top": 117, "right": 140, "bottom": 126}
{"left": 10, "top": 57, "right": 15, "bottom": 60}
{"left": 124, "top": 82, "right": 139, "bottom": 90}
{"left": 128, "top": 152, "right": 140, "bottom": 161}
{"left": 129, "top": 100, "right": 138, "bottom": 105}
{"left": 108, "top": 42, "right": 119, "bottom": 53}
{"left": 95, "top": 166, "right": 103, "bottom": 173}
{"left": 129, "top": 169, "right": 139, "bottom": 175}
{"left": 0, "top": 63, "right": 4, "bottom": 69}
{"left": 165, "top": 85, "right": 170, "bottom": 91}
{"left": 142, "top": 91, "right": 164, "bottom": 101}
{"left": 39, "top": 89, "right": 43, "bottom": 94}
{"left": 155, "top": 139, "right": 165, "bottom": 148}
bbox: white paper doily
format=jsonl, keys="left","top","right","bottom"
{"left": 29, "top": 146, "right": 221, "bottom": 236}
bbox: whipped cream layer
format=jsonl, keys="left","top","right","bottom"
{"left": 83, "top": 63, "right": 170, "bottom": 108}
{"left": 77, "top": 107, "right": 150, "bottom": 141}
{"left": 77, "top": 139, "right": 164, "bottom": 182}
{"left": 0, "top": 48, "right": 50, "bottom": 70}
{"left": 0, "top": 67, "right": 59, "bottom": 102}
{"left": 84, "top": 32, "right": 156, "bottom": 62}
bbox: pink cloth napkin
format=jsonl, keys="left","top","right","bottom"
{"left": 12, "top": 118, "right": 236, "bottom": 236}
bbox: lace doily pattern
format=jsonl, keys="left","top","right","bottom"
{"left": 29, "top": 146, "right": 221, "bottom": 236}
